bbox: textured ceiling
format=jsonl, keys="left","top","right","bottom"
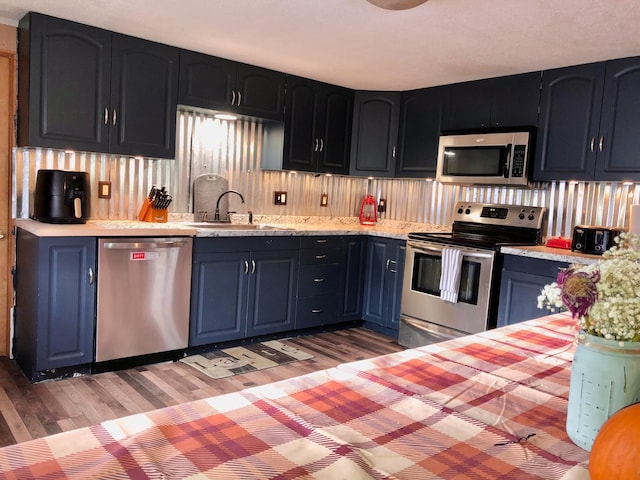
{"left": 1, "top": 0, "right": 640, "bottom": 90}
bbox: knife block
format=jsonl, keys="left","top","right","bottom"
{"left": 138, "top": 198, "right": 168, "bottom": 223}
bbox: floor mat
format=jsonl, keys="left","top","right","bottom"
{"left": 180, "top": 340, "right": 314, "bottom": 379}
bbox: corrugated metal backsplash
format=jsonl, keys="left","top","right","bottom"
{"left": 13, "top": 108, "right": 640, "bottom": 238}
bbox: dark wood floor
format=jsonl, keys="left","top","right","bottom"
{"left": 0, "top": 327, "right": 403, "bottom": 447}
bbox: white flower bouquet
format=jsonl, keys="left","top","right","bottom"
{"left": 538, "top": 232, "right": 640, "bottom": 342}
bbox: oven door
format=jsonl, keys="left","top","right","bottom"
{"left": 400, "top": 241, "right": 495, "bottom": 337}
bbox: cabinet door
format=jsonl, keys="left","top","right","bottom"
{"left": 18, "top": 13, "right": 111, "bottom": 152}
{"left": 189, "top": 252, "right": 249, "bottom": 346}
{"left": 362, "top": 238, "right": 388, "bottom": 325}
{"left": 396, "top": 86, "right": 449, "bottom": 178}
{"left": 340, "top": 236, "right": 366, "bottom": 321}
{"left": 317, "top": 85, "right": 353, "bottom": 175}
{"left": 110, "top": 34, "right": 179, "bottom": 159}
{"left": 350, "top": 91, "right": 401, "bottom": 177}
{"left": 247, "top": 250, "right": 298, "bottom": 336}
{"left": 447, "top": 79, "right": 492, "bottom": 130}
{"left": 497, "top": 270, "right": 554, "bottom": 327}
{"left": 235, "top": 63, "right": 285, "bottom": 120}
{"left": 178, "top": 50, "right": 234, "bottom": 110}
{"left": 41, "top": 238, "right": 95, "bottom": 370}
{"left": 386, "top": 240, "right": 406, "bottom": 330}
{"left": 490, "top": 72, "right": 541, "bottom": 128}
{"left": 596, "top": 57, "right": 640, "bottom": 181}
{"left": 497, "top": 256, "right": 568, "bottom": 327}
{"left": 534, "top": 63, "right": 605, "bottom": 181}
{"left": 283, "top": 77, "right": 320, "bottom": 172}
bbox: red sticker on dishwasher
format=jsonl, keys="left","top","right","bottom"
{"left": 130, "top": 252, "right": 159, "bottom": 261}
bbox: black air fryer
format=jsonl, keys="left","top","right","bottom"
{"left": 34, "top": 170, "right": 91, "bottom": 224}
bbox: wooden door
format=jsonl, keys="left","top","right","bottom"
{"left": 0, "top": 40, "right": 15, "bottom": 356}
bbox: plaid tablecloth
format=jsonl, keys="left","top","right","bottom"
{"left": 0, "top": 312, "right": 590, "bottom": 479}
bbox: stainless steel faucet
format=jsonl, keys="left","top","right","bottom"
{"left": 214, "top": 190, "right": 245, "bottom": 222}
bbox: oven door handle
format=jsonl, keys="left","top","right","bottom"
{"left": 408, "top": 242, "right": 494, "bottom": 259}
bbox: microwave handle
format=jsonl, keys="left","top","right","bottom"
{"left": 504, "top": 144, "right": 512, "bottom": 178}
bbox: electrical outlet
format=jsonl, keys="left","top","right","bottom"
{"left": 320, "top": 193, "right": 328, "bottom": 207}
{"left": 274, "top": 191, "right": 287, "bottom": 205}
{"left": 98, "top": 181, "right": 111, "bottom": 199}
{"left": 378, "top": 198, "right": 386, "bottom": 214}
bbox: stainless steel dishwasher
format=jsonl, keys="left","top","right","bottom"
{"left": 95, "top": 237, "right": 193, "bottom": 362}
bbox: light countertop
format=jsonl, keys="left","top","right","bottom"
{"left": 14, "top": 215, "right": 450, "bottom": 240}
{"left": 500, "top": 245, "right": 601, "bottom": 264}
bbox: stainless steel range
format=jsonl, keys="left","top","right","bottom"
{"left": 399, "top": 202, "right": 546, "bottom": 348}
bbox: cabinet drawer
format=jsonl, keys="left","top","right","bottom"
{"left": 298, "top": 265, "right": 341, "bottom": 296}
{"left": 300, "top": 247, "right": 342, "bottom": 265}
{"left": 300, "top": 236, "right": 342, "bottom": 249}
{"left": 296, "top": 295, "right": 339, "bottom": 329}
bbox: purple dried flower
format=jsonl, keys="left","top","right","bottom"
{"left": 556, "top": 267, "right": 600, "bottom": 318}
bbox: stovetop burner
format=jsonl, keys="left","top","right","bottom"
{"left": 409, "top": 202, "right": 547, "bottom": 250}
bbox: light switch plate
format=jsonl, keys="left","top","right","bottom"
{"left": 98, "top": 181, "right": 111, "bottom": 199}
{"left": 274, "top": 191, "right": 287, "bottom": 205}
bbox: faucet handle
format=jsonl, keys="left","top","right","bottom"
{"left": 248, "top": 210, "right": 253, "bottom": 224}
{"left": 196, "top": 209, "right": 208, "bottom": 222}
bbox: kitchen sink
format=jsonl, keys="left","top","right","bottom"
{"left": 184, "top": 222, "right": 291, "bottom": 231}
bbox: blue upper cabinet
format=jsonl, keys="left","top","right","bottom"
{"left": 596, "top": 58, "right": 640, "bottom": 181}
{"left": 534, "top": 62, "right": 605, "bottom": 181}
{"left": 447, "top": 72, "right": 540, "bottom": 131}
{"left": 349, "top": 91, "right": 401, "bottom": 177}
{"left": 283, "top": 76, "right": 353, "bottom": 174}
{"left": 179, "top": 50, "right": 286, "bottom": 121}
{"left": 18, "top": 12, "right": 179, "bottom": 159}
{"left": 535, "top": 57, "right": 640, "bottom": 182}
{"left": 396, "top": 85, "right": 449, "bottom": 178}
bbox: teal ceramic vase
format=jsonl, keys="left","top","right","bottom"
{"left": 566, "top": 331, "right": 640, "bottom": 451}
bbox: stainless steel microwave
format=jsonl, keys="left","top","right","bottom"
{"left": 436, "top": 130, "right": 534, "bottom": 186}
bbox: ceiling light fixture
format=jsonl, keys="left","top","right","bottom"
{"left": 365, "top": 0, "right": 428, "bottom": 10}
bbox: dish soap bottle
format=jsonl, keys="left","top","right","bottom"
{"left": 359, "top": 195, "right": 377, "bottom": 225}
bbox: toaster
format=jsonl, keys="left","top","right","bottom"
{"left": 571, "top": 225, "right": 626, "bottom": 255}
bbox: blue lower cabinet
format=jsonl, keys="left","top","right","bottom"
{"left": 189, "top": 237, "right": 299, "bottom": 347}
{"left": 14, "top": 229, "right": 96, "bottom": 381}
{"left": 497, "top": 255, "right": 569, "bottom": 327}
{"left": 362, "top": 237, "right": 406, "bottom": 336}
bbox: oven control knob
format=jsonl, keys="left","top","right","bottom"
{"left": 457, "top": 207, "right": 463, "bottom": 214}
{"left": 528, "top": 213, "right": 535, "bottom": 221}
{"left": 465, "top": 208, "right": 471, "bottom": 215}
{"left": 518, "top": 213, "right": 525, "bottom": 220}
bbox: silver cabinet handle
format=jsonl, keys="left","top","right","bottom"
{"left": 319, "top": 139, "right": 324, "bottom": 152}
{"left": 231, "top": 90, "right": 236, "bottom": 106}
{"left": 386, "top": 259, "right": 397, "bottom": 273}
{"left": 599, "top": 136, "right": 604, "bottom": 152}
{"left": 311, "top": 309, "right": 323, "bottom": 314}
{"left": 104, "top": 108, "right": 109, "bottom": 125}
{"left": 112, "top": 109, "right": 117, "bottom": 126}
{"left": 314, "top": 138, "right": 319, "bottom": 152}
{"left": 237, "top": 91, "right": 241, "bottom": 106}
{"left": 315, "top": 254, "right": 327, "bottom": 259}
{"left": 0, "top": 232, "right": 4, "bottom": 239}
{"left": 315, "top": 239, "right": 327, "bottom": 244}
{"left": 88, "top": 267, "right": 94, "bottom": 285}
{"left": 392, "top": 146, "right": 396, "bottom": 158}
{"left": 385, "top": 259, "right": 390, "bottom": 270}
{"left": 590, "top": 137, "right": 595, "bottom": 152}
{"left": 251, "top": 259, "right": 256, "bottom": 274}
{"left": 313, "top": 278, "right": 325, "bottom": 283}
{"left": 244, "top": 260, "right": 249, "bottom": 274}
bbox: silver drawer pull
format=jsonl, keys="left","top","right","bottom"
{"left": 315, "top": 254, "right": 327, "bottom": 259}
{"left": 311, "top": 309, "right": 323, "bottom": 314}
{"left": 313, "top": 278, "right": 325, "bottom": 283}
{"left": 315, "top": 239, "right": 327, "bottom": 244}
